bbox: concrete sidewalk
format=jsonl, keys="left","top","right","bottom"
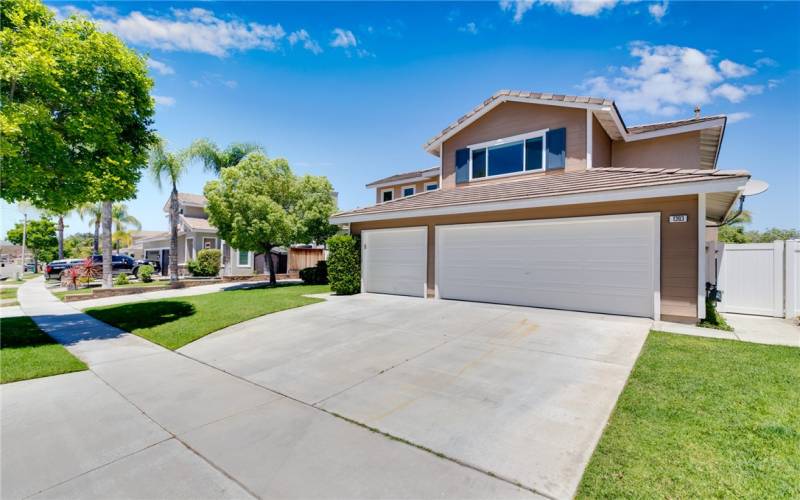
{"left": 6, "top": 278, "right": 535, "bottom": 499}
{"left": 653, "top": 314, "right": 799, "bottom": 348}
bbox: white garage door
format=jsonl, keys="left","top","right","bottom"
{"left": 436, "top": 214, "right": 660, "bottom": 318}
{"left": 363, "top": 227, "right": 427, "bottom": 297}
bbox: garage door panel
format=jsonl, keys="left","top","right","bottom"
{"left": 437, "top": 215, "right": 658, "bottom": 318}
{"left": 363, "top": 227, "right": 427, "bottom": 298}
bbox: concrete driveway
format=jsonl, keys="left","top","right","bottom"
{"left": 180, "top": 294, "right": 651, "bottom": 498}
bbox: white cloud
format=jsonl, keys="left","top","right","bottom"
{"left": 189, "top": 73, "right": 238, "bottom": 89}
{"left": 768, "top": 78, "right": 781, "bottom": 90}
{"left": 93, "top": 7, "right": 285, "bottom": 57}
{"left": 330, "top": 28, "right": 357, "bottom": 48}
{"left": 288, "top": 29, "right": 323, "bottom": 55}
{"left": 500, "top": 0, "right": 620, "bottom": 22}
{"left": 711, "top": 83, "right": 763, "bottom": 103}
{"left": 719, "top": 59, "right": 754, "bottom": 78}
{"left": 146, "top": 58, "right": 174, "bottom": 75}
{"left": 459, "top": 22, "right": 479, "bottom": 34}
{"left": 754, "top": 57, "right": 778, "bottom": 67}
{"left": 580, "top": 42, "right": 768, "bottom": 116}
{"left": 153, "top": 95, "right": 176, "bottom": 106}
{"left": 726, "top": 112, "right": 752, "bottom": 124}
{"left": 648, "top": 1, "right": 668, "bottom": 22}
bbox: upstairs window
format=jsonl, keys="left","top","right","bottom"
{"left": 469, "top": 129, "right": 549, "bottom": 180}
{"left": 425, "top": 182, "right": 438, "bottom": 191}
{"left": 381, "top": 189, "right": 393, "bottom": 203}
{"left": 402, "top": 186, "right": 415, "bottom": 197}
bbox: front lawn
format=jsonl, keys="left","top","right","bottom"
{"left": 577, "top": 331, "right": 799, "bottom": 498}
{"left": 0, "top": 287, "right": 18, "bottom": 300}
{"left": 85, "top": 284, "right": 330, "bottom": 350}
{"left": 0, "top": 316, "right": 88, "bottom": 384}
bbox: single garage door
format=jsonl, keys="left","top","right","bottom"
{"left": 436, "top": 213, "right": 659, "bottom": 318}
{"left": 363, "top": 227, "right": 427, "bottom": 297}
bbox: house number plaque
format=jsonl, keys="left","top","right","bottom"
{"left": 669, "top": 214, "right": 688, "bottom": 223}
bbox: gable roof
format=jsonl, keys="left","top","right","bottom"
{"left": 366, "top": 167, "right": 440, "bottom": 188}
{"left": 332, "top": 168, "right": 749, "bottom": 224}
{"left": 180, "top": 215, "right": 216, "bottom": 232}
{"left": 422, "top": 90, "right": 727, "bottom": 169}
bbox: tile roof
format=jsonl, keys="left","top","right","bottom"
{"left": 332, "top": 168, "right": 749, "bottom": 220}
{"left": 181, "top": 216, "right": 215, "bottom": 231}
{"left": 628, "top": 115, "right": 726, "bottom": 134}
{"left": 366, "top": 167, "right": 440, "bottom": 187}
{"left": 177, "top": 193, "right": 207, "bottom": 205}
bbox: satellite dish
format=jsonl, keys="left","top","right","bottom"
{"left": 743, "top": 179, "right": 769, "bottom": 196}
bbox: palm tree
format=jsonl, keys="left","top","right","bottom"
{"left": 111, "top": 203, "right": 142, "bottom": 254}
{"left": 149, "top": 137, "right": 190, "bottom": 282}
{"left": 186, "top": 138, "right": 262, "bottom": 174}
{"left": 41, "top": 208, "right": 71, "bottom": 259}
{"left": 77, "top": 202, "right": 103, "bottom": 254}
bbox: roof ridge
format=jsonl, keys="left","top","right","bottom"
{"left": 628, "top": 114, "right": 726, "bottom": 130}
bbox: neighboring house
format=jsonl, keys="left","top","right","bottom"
{"left": 368, "top": 166, "right": 440, "bottom": 204}
{"left": 141, "top": 193, "right": 323, "bottom": 278}
{"left": 331, "top": 90, "right": 751, "bottom": 323}
{"left": 121, "top": 231, "right": 169, "bottom": 259}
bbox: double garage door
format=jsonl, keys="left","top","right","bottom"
{"left": 362, "top": 213, "right": 660, "bottom": 318}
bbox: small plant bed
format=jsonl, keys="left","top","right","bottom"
{"left": 698, "top": 298, "right": 733, "bottom": 331}
{"left": 0, "top": 316, "right": 88, "bottom": 384}
{"left": 85, "top": 283, "right": 330, "bottom": 350}
{"left": 51, "top": 280, "right": 169, "bottom": 301}
{"left": 577, "top": 331, "right": 800, "bottom": 499}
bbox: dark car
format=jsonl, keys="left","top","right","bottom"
{"left": 45, "top": 259, "right": 84, "bottom": 280}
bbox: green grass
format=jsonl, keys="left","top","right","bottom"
{"left": 51, "top": 280, "right": 169, "bottom": 300}
{"left": 577, "top": 331, "right": 800, "bottom": 499}
{"left": 85, "top": 284, "right": 330, "bottom": 350}
{"left": 0, "top": 316, "right": 88, "bottom": 384}
{"left": 0, "top": 288, "right": 18, "bottom": 300}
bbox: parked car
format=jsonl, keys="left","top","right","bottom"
{"left": 45, "top": 259, "right": 84, "bottom": 280}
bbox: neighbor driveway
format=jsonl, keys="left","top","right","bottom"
{"left": 180, "top": 294, "right": 651, "bottom": 498}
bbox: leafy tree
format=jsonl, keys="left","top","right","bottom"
{"left": 718, "top": 210, "right": 799, "bottom": 243}
{"left": 1, "top": 0, "right": 156, "bottom": 286}
{"left": 204, "top": 152, "right": 337, "bottom": 285}
{"left": 294, "top": 175, "right": 339, "bottom": 245}
{"left": 64, "top": 232, "right": 94, "bottom": 258}
{"left": 187, "top": 138, "right": 263, "bottom": 174}
{"left": 149, "top": 137, "right": 190, "bottom": 282}
{"left": 77, "top": 202, "right": 102, "bottom": 253}
{"left": 111, "top": 202, "right": 141, "bottom": 253}
{"left": 6, "top": 217, "right": 57, "bottom": 267}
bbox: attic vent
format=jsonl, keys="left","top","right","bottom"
{"left": 694, "top": 105, "right": 701, "bottom": 118}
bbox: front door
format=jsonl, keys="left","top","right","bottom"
{"left": 160, "top": 249, "right": 169, "bottom": 276}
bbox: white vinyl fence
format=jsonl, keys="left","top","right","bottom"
{"left": 711, "top": 240, "right": 800, "bottom": 318}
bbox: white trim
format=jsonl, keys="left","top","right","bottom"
{"left": 698, "top": 194, "right": 707, "bottom": 319}
{"left": 236, "top": 248, "right": 252, "bottom": 268}
{"left": 366, "top": 167, "right": 440, "bottom": 189}
{"left": 380, "top": 188, "right": 394, "bottom": 203}
{"left": 331, "top": 176, "right": 748, "bottom": 224}
{"left": 469, "top": 128, "right": 547, "bottom": 181}
{"left": 424, "top": 181, "right": 439, "bottom": 192}
{"left": 586, "top": 109, "right": 593, "bottom": 170}
{"left": 401, "top": 185, "right": 416, "bottom": 197}
{"left": 185, "top": 237, "right": 194, "bottom": 264}
{"left": 434, "top": 213, "right": 661, "bottom": 320}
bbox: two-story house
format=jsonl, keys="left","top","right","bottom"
{"left": 140, "top": 193, "right": 323, "bottom": 278}
{"left": 330, "top": 90, "right": 752, "bottom": 323}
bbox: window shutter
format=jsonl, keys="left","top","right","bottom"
{"left": 455, "top": 148, "right": 470, "bottom": 184}
{"left": 546, "top": 128, "right": 566, "bottom": 170}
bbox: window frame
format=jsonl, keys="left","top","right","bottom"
{"left": 236, "top": 249, "right": 251, "bottom": 268}
{"left": 185, "top": 237, "right": 194, "bottom": 263}
{"left": 202, "top": 237, "right": 216, "bottom": 249}
{"left": 468, "top": 128, "right": 549, "bottom": 181}
{"left": 380, "top": 188, "right": 394, "bottom": 203}
{"left": 424, "top": 181, "right": 438, "bottom": 191}
{"left": 401, "top": 185, "right": 416, "bottom": 197}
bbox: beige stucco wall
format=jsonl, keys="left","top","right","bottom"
{"left": 375, "top": 176, "right": 440, "bottom": 204}
{"left": 351, "top": 195, "right": 700, "bottom": 322}
{"left": 592, "top": 115, "right": 612, "bottom": 168}
{"left": 612, "top": 131, "right": 702, "bottom": 169}
{"left": 440, "top": 102, "right": 587, "bottom": 190}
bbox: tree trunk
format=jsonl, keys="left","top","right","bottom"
{"left": 101, "top": 201, "right": 113, "bottom": 288}
{"left": 264, "top": 244, "right": 276, "bottom": 286}
{"left": 93, "top": 218, "right": 100, "bottom": 254}
{"left": 169, "top": 185, "right": 179, "bottom": 282}
{"left": 57, "top": 216, "right": 64, "bottom": 259}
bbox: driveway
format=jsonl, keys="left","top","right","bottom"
{"left": 180, "top": 294, "right": 651, "bottom": 498}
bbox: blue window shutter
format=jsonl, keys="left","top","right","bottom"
{"left": 546, "top": 128, "right": 566, "bottom": 170}
{"left": 455, "top": 148, "right": 470, "bottom": 184}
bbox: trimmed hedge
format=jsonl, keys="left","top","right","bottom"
{"left": 327, "top": 235, "right": 360, "bottom": 295}
{"left": 300, "top": 260, "right": 328, "bottom": 285}
{"left": 187, "top": 249, "right": 221, "bottom": 277}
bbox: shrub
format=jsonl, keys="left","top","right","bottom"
{"left": 327, "top": 235, "right": 360, "bottom": 295}
{"left": 138, "top": 264, "right": 154, "bottom": 283}
{"left": 115, "top": 272, "right": 129, "bottom": 285}
{"left": 299, "top": 260, "right": 328, "bottom": 285}
{"left": 61, "top": 267, "right": 82, "bottom": 290}
{"left": 187, "top": 249, "right": 221, "bottom": 277}
{"left": 698, "top": 298, "right": 733, "bottom": 331}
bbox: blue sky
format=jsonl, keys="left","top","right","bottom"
{"left": 3, "top": 0, "right": 799, "bottom": 236}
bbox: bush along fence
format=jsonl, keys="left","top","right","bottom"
{"left": 300, "top": 260, "right": 328, "bottom": 285}
{"left": 327, "top": 235, "right": 360, "bottom": 295}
